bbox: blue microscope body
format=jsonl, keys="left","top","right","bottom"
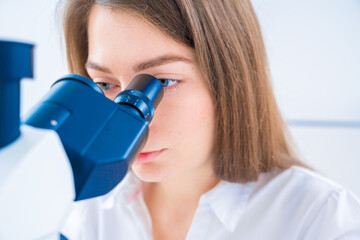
{"left": 0, "top": 39, "right": 163, "bottom": 201}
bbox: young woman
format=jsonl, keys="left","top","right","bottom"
{"left": 61, "top": 0, "right": 360, "bottom": 239}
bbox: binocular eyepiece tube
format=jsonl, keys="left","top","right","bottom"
{"left": 26, "top": 73, "right": 164, "bottom": 200}
{"left": 53, "top": 73, "right": 164, "bottom": 122}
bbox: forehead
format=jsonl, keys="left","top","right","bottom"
{"left": 87, "top": 5, "right": 194, "bottom": 65}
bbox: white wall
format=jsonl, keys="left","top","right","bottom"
{"left": 253, "top": 0, "right": 360, "bottom": 196}
{"left": 1, "top": 1, "right": 359, "bottom": 196}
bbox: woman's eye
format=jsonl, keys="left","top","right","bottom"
{"left": 96, "top": 82, "right": 116, "bottom": 90}
{"left": 159, "top": 79, "right": 180, "bottom": 87}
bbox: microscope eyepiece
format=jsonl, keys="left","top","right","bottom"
{"left": 114, "top": 74, "right": 164, "bottom": 122}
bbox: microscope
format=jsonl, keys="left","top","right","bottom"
{"left": 0, "top": 40, "right": 163, "bottom": 240}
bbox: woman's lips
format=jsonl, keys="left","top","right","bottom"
{"left": 135, "top": 149, "right": 166, "bottom": 163}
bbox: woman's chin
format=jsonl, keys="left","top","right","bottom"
{"left": 132, "top": 163, "right": 171, "bottom": 182}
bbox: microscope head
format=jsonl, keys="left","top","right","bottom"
{"left": 0, "top": 40, "right": 33, "bottom": 148}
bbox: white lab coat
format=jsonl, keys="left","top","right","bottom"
{"left": 61, "top": 166, "right": 360, "bottom": 239}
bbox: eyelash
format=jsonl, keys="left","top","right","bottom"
{"left": 158, "top": 78, "right": 180, "bottom": 88}
{"left": 95, "top": 78, "right": 181, "bottom": 92}
{"left": 96, "top": 82, "right": 115, "bottom": 90}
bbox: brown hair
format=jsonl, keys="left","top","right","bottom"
{"left": 62, "top": 0, "right": 306, "bottom": 183}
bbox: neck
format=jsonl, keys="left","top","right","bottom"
{"left": 143, "top": 161, "right": 220, "bottom": 210}
{"left": 142, "top": 161, "right": 220, "bottom": 240}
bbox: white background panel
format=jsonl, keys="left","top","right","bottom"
{"left": 253, "top": 0, "right": 360, "bottom": 121}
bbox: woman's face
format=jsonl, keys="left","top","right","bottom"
{"left": 87, "top": 5, "right": 216, "bottom": 182}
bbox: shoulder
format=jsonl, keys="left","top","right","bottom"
{"left": 245, "top": 166, "right": 360, "bottom": 239}
{"left": 252, "top": 166, "right": 358, "bottom": 203}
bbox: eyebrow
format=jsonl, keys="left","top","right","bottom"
{"left": 85, "top": 61, "right": 112, "bottom": 74}
{"left": 85, "top": 54, "right": 193, "bottom": 74}
{"left": 134, "top": 54, "right": 193, "bottom": 72}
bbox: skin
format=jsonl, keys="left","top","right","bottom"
{"left": 87, "top": 5, "right": 220, "bottom": 239}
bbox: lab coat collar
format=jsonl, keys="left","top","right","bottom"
{"left": 200, "top": 180, "right": 255, "bottom": 232}
{"left": 102, "top": 170, "right": 262, "bottom": 233}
